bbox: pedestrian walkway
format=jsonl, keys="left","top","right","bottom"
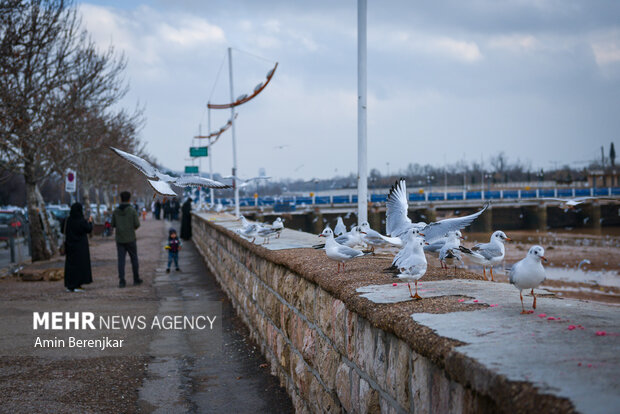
{"left": 138, "top": 222, "right": 293, "bottom": 413}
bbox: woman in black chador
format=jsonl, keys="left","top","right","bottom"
{"left": 63, "top": 203, "right": 93, "bottom": 292}
{"left": 180, "top": 198, "right": 192, "bottom": 240}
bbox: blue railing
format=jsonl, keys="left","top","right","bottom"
{"left": 214, "top": 187, "right": 620, "bottom": 207}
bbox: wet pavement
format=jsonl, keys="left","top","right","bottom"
{"left": 138, "top": 223, "right": 293, "bottom": 413}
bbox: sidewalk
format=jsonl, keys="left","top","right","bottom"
{"left": 0, "top": 217, "right": 292, "bottom": 413}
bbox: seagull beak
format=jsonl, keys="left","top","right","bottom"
{"left": 541, "top": 256, "right": 548, "bottom": 263}
{"left": 318, "top": 234, "right": 325, "bottom": 238}
{"left": 425, "top": 242, "right": 430, "bottom": 245}
{"left": 505, "top": 237, "right": 512, "bottom": 241}
{"left": 360, "top": 231, "right": 367, "bottom": 234}
{"left": 419, "top": 232, "right": 425, "bottom": 236}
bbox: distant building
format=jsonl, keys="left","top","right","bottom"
{"left": 588, "top": 169, "right": 619, "bottom": 187}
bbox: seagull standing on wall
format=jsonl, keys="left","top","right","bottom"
{"left": 395, "top": 229, "right": 428, "bottom": 300}
{"left": 318, "top": 227, "right": 371, "bottom": 273}
{"left": 110, "top": 147, "right": 230, "bottom": 196}
{"left": 509, "top": 246, "right": 548, "bottom": 314}
{"left": 459, "top": 231, "right": 510, "bottom": 281}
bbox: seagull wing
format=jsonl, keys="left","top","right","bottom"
{"left": 147, "top": 179, "right": 177, "bottom": 196}
{"left": 173, "top": 176, "right": 231, "bottom": 189}
{"left": 421, "top": 204, "right": 488, "bottom": 243}
{"left": 334, "top": 217, "right": 346, "bottom": 236}
{"left": 386, "top": 178, "right": 412, "bottom": 238}
{"left": 110, "top": 147, "right": 158, "bottom": 179}
{"left": 245, "top": 176, "right": 272, "bottom": 182}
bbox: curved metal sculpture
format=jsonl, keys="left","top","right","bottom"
{"left": 194, "top": 113, "right": 238, "bottom": 144}
{"left": 207, "top": 63, "right": 278, "bottom": 109}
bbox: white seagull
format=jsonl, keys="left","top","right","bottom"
{"left": 110, "top": 147, "right": 230, "bottom": 196}
{"left": 543, "top": 196, "right": 615, "bottom": 210}
{"left": 458, "top": 230, "right": 511, "bottom": 281}
{"left": 386, "top": 178, "right": 487, "bottom": 243}
{"left": 359, "top": 221, "right": 403, "bottom": 251}
{"left": 334, "top": 217, "right": 347, "bottom": 236}
{"left": 314, "top": 225, "right": 367, "bottom": 249}
{"left": 222, "top": 175, "right": 271, "bottom": 189}
{"left": 424, "top": 230, "right": 463, "bottom": 256}
{"left": 438, "top": 231, "right": 465, "bottom": 271}
{"left": 509, "top": 245, "right": 548, "bottom": 314}
{"left": 318, "top": 227, "right": 371, "bottom": 273}
{"left": 272, "top": 217, "right": 284, "bottom": 238}
{"left": 235, "top": 223, "right": 259, "bottom": 242}
{"left": 394, "top": 229, "right": 428, "bottom": 300}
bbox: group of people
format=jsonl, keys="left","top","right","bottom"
{"left": 152, "top": 198, "right": 181, "bottom": 221}
{"left": 63, "top": 191, "right": 193, "bottom": 292}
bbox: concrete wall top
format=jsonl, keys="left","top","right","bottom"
{"left": 194, "top": 211, "right": 620, "bottom": 414}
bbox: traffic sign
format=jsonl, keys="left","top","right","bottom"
{"left": 65, "top": 169, "right": 76, "bottom": 193}
{"left": 185, "top": 166, "right": 199, "bottom": 174}
{"left": 190, "top": 147, "right": 208, "bottom": 157}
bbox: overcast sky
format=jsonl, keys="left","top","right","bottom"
{"left": 80, "top": 0, "right": 620, "bottom": 180}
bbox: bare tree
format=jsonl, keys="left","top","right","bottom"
{"left": 0, "top": 0, "right": 130, "bottom": 260}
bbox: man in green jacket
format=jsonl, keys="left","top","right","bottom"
{"left": 111, "top": 191, "right": 142, "bottom": 288}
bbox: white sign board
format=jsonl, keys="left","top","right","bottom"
{"left": 65, "top": 169, "right": 76, "bottom": 193}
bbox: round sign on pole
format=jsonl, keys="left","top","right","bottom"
{"left": 65, "top": 169, "right": 77, "bottom": 193}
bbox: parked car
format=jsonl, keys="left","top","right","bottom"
{"left": 0, "top": 210, "right": 28, "bottom": 237}
{"left": 47, "top": 205, "right": 70, "bottom": 221}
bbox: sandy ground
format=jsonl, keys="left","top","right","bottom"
{"left": 0, "top": 218, "right": 163, "bottom": 413}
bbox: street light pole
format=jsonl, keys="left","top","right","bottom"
{"left": 228, "top": 47, "right": 240, "bottom": 217}
{"left": 357, "top": 0, "right": 368, "bottom": 224}
{"left": 208, "top": 105, "right": 214, "bottom": 208}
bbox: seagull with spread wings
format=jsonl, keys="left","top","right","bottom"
{"left": 542, "top": 196, "right": 616, "bottom": 210}
{"left": 221, "top": 175, "right": 272, "bottom": 189}
{"left": 386, "top": 178, "right": 488, "bottom": 243}
{"left": 110, "top": 147, "right": 230, "bottom": 197}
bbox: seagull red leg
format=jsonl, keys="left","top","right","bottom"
{"left": 412, "top": 280, "right": 422, "bottom": 300}
{"left": 520, "top": 291, "right": 527, "bottom": 314}
{"left": 532, "top": 288, "right": 537, "bottom": 309}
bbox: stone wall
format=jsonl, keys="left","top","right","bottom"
{"left": 192, "top": 217, "right": 494, "bottom": 413}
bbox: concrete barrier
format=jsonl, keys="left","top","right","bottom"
{"left": 192, "top": 212, "right": 618, "bottom": 413}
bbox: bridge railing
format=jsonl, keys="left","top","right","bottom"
{"left": 214, "top": 187, "right": 620, "bottom": 209}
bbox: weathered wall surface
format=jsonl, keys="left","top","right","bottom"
{"left": 192, "top": 216, "right": 498, "bottom": 414}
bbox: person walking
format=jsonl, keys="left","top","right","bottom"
{"left": 63, "top": 203, "right": 93, "bottom": 292}
{"left": 180, "top": 198, "right": 192, "bottom": 240}
{"left": 111, "top": 191, "right": 142, "bottom": 288}
{"left": 154, "top": 199, "right": 161, "bottom": 220}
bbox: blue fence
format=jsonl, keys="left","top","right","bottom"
{"left": 214, "top": 187, "right": 620, "bottom": 207}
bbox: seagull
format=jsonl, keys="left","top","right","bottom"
{"left": 110, "top": 147, "right": 230, "bottom": 196}
{"left": 257, "top": 226, "right": 279, "bottom": 244}
{"left": 458, "top": 230, "right": 511, "bottom": 281}
{"left": 386, "top": 178, "right": 487, "bottom": 243}
{"left": 222, "top": 175, "right": 272, "bottom": 189}
{"left": 359, "top": 221, "right": 403, "bottom": 251}
{"left": 334, "top": 217, "right": 347, "bottom": 236}
{"left": 394, "top": 230, "right": 428, "bottom": 300}
{"left": 318, "top": 227, "right": 371, "bottom": 273}
{"left": 509, "top": 245, "right": 548, "bottom": 314}
{"left": 424, "top": 230, "right": 463, "bottom": 256}
{"left": 543, "top": 196, "right": 615, "bottom": 210}
{"left": 235, "top": 223, "right": 259, "bottom": 243}
{"left": 383, "top": 228, "right": 425, "bottom": 274}
{"left": 438, "top": 231, "right": 465, "bottom": 272}
{"left": 313, "top": 226, "right": 367, "bottom": 249}
{"left": 272, "top": 217, "right": 284, "bottom": 238}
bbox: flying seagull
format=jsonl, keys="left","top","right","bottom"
{"left": 386, "top": 178, "right": 488, "bottom": 243}
{"left": 110, "top": 147, "right": 230, "bottom": 196}
{"left": 222, "top": 175, "right": 272, "bottom": 189}
{"left": 543, "top": 196, "right": 616, "bottom": 210}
